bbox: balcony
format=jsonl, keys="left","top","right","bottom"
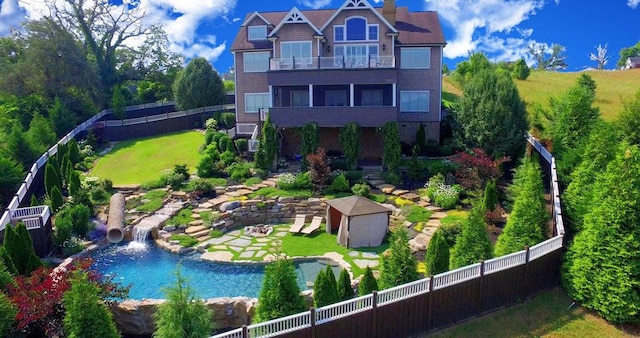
{"left": 269, "top": 106, "right": 397, "bottom": 128}
{"left": 270, "top": 55, "right": 395, "bottom": 71}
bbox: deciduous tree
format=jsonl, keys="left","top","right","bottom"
{"left": 563, "top": 143, "right": 640, "bottom": 323}
{"left": 589, "top": 43, "right": 610, "bottom": 69}
{"left": 616, "top": 41, "right": 640, "bottom": 68}
{"left": 527, "top": 43, "right": 568, "bottom": 71}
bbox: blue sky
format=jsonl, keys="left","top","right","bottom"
{"left": 1, "top": 0, "right": 639, "bottom": 71}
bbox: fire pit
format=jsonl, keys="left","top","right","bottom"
{"left": 244, "top": 224, "right": 273, "bottom": 237}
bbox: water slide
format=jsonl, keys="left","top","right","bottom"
{"left": 107, "top": 193, "right": 126, "bottom": 243}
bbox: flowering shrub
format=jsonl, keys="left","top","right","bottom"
{"left": 277, "top": 173, "right": 296, "bottom": 190}
{"left": 62, "top": 237, "right": 84, "bottom": 256}
{"left": 425, "top": 178, "right": 460, "bottom": 210}
{"left": 426, "top": 174, "right": 445, "bottom": 201}
{"left": 81, "top": 176, "right": 100, "bottom": 190}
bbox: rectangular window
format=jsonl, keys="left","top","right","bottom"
{"left": 334, "top": 26, "right": 344, "bottom": 42}
{"left": 243, "top": 52, "right": 270, "bottom": 72}
{"left": 281, "top": 41, "right": 312, "bottom": 59}
{"left": 368, "top": 25, "right": 378, "bottom": 41}
{"left": 291, "top": 90, "right": 309, "bottom": 107}
{"left": 248, "top": 26, "right": 267, "bottom": 41}
{"left": 326, "top": 90, "right": 348, "bottom": 106}
{"left": 361, "top": 89, "right": 383, "bottom": 106}
{"left": 400, "top": 91, "right": 429, "bottom": 112}
{"left": 245, "top": 93, "right": 270, "bottom": 113}
{"left": 400, "top": 47, "right": 431, "bottom": 69}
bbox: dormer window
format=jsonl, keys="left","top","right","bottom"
{"left": 248, "top": 25, "right": 267, "bottom": 41}
{"left": 334, "top": 17, "right": 379, "bottom": 42}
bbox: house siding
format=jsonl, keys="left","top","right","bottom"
{"left": 234, "top": 52, "right": 270, "bottom": 124}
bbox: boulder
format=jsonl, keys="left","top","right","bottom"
{"left": 220, "top": 201, "right": 241, "bottom": 212}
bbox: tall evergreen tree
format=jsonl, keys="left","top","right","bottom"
{"left": 323, "top": 265, "right": 339, "bottom": 304}
{"left": 358, "top": 267, "right": 378, "bottom": 296}
{"left": 425, "top": 230, "right": 450, "bottom": 276}
{"left": 153, "top": 268, "right": 214, "bottom": 338}
{"left": 173, "top": 57, "right": 226, "bottom": 111}
{"left": 379, "top": 228, "right": 419, "bottom": 289}
{"left": 50, "top": 185, "right": 64, "bottom": 213}
{"left": 450, "top": 207, "right": 493, "bottom": 269}
{"left": 0, "top": 260, "right": 14, "bottom": 290}
{"left": 255, "top": 254, "right": 306, "bottom": 322}
{"left": 313, "top": 269, "right": 327, "bottom": 307}
{"left": 453, "top": 64, "right": 528, "bottom": 159}
{"left": 380, "top": 121, "right": 402, "bottom": 173}
{"left": 482, "top": 180, "right": 499, "bottom": 212}
{"left": 300, "top": 122, "right": 319, "bottom": 171}
{"left": 3, "top": 222, "right": 42, "bottom": 276}
{"left": 67, "top": 138, "right": 81, "bottom": 164}
{"left": 63, "top": 272, "right": 119, "bottom": 338}
{"left": 616, "top": 88, "right": 640, "bottom": 146}
{"left": 0, "top": 247, "right": 17, "bottom": 276}
{"left": 44, "top": 161, "right": 60, "bottom": 198}
{"left": 563, "top": 143, "right": 640, "bottom": 323}
{"left": 337, "top": 269, "right": 354, "bottom": 301}
{"left": 339, "top": 122, "right": 361, "bottom": 170}
{"left": 495, "top": 158, "right": 547, "bottom": 257}
{"left": 0, "top": 155, "right": 24, "bottom": 208}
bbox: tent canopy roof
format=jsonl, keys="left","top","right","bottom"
{"left": 326, "top": 195, "right": 391, "bottom": 217}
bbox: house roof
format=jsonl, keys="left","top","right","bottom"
{"left": 326, "top": 195, "right": 391, "bottom": 217}
{"left": 231, "top": 4, "right": 446, "bottom": 51}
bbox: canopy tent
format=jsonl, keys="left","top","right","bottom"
{"left": 325, "top": 195, "right": 391, "bottom": 248}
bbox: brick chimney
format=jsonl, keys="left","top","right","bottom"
{"left": 383, "top": 0, "right": 396, "bottom": 26}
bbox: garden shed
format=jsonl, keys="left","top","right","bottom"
{"left": 325, "top": 196, "right": 391, "bottom": 248}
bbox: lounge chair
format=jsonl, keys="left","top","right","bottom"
{"left": 289, "top": 214, "right": 307, "bottom": 233}
{"left": 301, "top": 216, "right": 323, "bottom": 235}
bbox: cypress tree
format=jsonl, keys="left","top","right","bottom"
{"left": 337, "top": 269, "right": 354, "bottom": 301}
{"left": 63, "top": 272, "right": 119, "bottom": 338}
{"left": 255, "top": 255, "right": 306, "bottom": 322}
{"left": 68, "top": 170, "right": 82, "bottom": 197}
{"left": 379, "top": 228, "right": 419, "bottom": 289}
{"left": 425, "top": 230, "right": 450, "bottom": 276}
{"left": 450, "top": 207, "right": 493, "bottom": 269}
{"left": 482, "top": 180, "right": 498, "bottom": 212}
{"left": 323, "top": 265, "right": 339, "bottom": 305}
{"left": 44, "top": 161, "right": 60, "bottom": 197}
{"left": 30, "top": 194, "right": 38, "bottom": 207}
{"left": 416, "top": 123, "right": 426, "bottom": 153}
{"left": 153, "top": 268, "right": 214, "bottom": 338}
{"left": 67, "top": 138, "right": 81, "bottom": 164}
{"left": 50, "top": 185, "right": 64, "bottom": 213}
{"left": 61, "top": 152, "right": 71, "bottom": 187}
{"left": 339, "top": 122, "right": 361, "bottom": 170}
{"left": 4, "top": 222, "right": 42, "bottom": 276}
{"left": 358, "top": 267, "right": 378, "bottom": 296}
{"left": 495, "top": 158, "right": 547, "bottom": 257}
{"left": 313, "top": 269, "right": 328, "bottom": 307}
{"left": 563, "top": 143, "right": 640, "bottom": 323}
{"left": 0, "top": 247, "right": 17, "bottom": 276}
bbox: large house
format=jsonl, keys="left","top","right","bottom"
{"left": 231, "top": 0, "right": 446, "bottom": 159}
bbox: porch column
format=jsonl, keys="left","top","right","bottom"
{"left": 269, "top": 85, "right": 273, "bottom": 109}
{"left": 392, "top": 83, "right": 397, "bottom": 107}
{"left": 309, "top": 84, "right": 313, "bottom": 107}
{"left": 350, "top": 83, "right": 355, "bottom": 107}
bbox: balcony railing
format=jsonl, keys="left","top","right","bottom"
{"left": 270, "top": 55, "right": 395, "bottom": 71}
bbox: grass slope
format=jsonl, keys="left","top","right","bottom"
{"left": 91, "top": 131, "right": 203, "bottom": 185}
{"left": 443, "top": 69, "right": 640, "bottom": 120}
{"left": 427, "top": 288, "right": 637, "bottom": 338}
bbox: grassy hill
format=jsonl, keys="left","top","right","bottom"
{"left": 443, "top": 68, "right": 640, "bottom": 120}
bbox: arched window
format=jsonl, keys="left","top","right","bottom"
{"left": 346, "top": 17, "right": 366, "bottom": 41}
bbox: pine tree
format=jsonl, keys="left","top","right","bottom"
{"left": 323, "top": 265, "right": 339, "bottom": 305}
{"left": 337, "top": 269, "right": 354, "bottom": 301}
{"left": 68, "top": 170, "right": 82, "bottom": 197}
{"left": 313, "top": 269, "right": 326, "bottom": 307}
{"left": 67, "top": 138, "right": 81, "bottom": 164}
{"left": 358, "top": 267, "right": 378, "bottom": 296}
{"left": 61, "top": 152, "right": 71, "bottom": 187}
{"left": 0, "top": 260, "right": 14, "bottom": 290}
{"left": 153, "top": 268, "right": 214, "bottom": 338}
{"left": 425, "top": 230, "right": 450, "bottom": 276}
{"left": 313, "top": 268, "right": 338, "bottom": 308}
{"left": 379, "top": 228, "right": 419, "bottom": 289}
{"left": 63, "top": 272, "right": 119, "bottom": 338}
{"left": 495, "top": 158, "right": 547, "bottom": 257}
{"left": 255, "top": 254, "right": 306, "bottom": 322}
{"left": 562, "top": 143, "right": 640, "bottom": 323}
{"left": 450, "top": 207, "right": 493, "bottom": 269}
{"left": 482, "top": 180, "right": 498, "bottom": 212}
{"left": 0, "top": 247, "right": 17, "bottom": 276}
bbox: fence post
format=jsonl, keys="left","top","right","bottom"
{"left": 427, "top": 275, "right": 434, "bottom": 332}
{"left": 477, "top": 261, "right": 485, "bottom": 314}
{"left": 521, "top": 246, "right": 530, "bottom": 301}
{"left": 310, "top": 307, "right": 316, "bottom": 338}
{"left": 242, "top": 325, "right": 248, "bottom": 338}
{"left": 371, "top": 291, "right": 378, "bottom": 338}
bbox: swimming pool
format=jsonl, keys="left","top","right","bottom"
{"left": 90, "top": 241, "right": 339, "bottom": 299}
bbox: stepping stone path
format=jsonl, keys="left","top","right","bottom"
{"left": 348, "top": 251, "right": 380, "bottom": 269}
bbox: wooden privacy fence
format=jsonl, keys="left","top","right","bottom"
{"left": 212, "top": 134, "right": 565, "bottom": 338}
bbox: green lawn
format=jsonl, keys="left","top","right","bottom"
{"left": 444, "top": 69, "right": 640, "bottom": 121}
{"left": 91, "top": 130, "right": 203, "bottom": 185}
{"left": 427, "top": 288, "right": 638, "bottom": 338}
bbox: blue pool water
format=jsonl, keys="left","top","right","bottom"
{"left": 90, "top": 241, "right": 337, "bottom": 300}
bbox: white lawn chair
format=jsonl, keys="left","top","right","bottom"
{"left": 289, "top": 214, "right": 307, "bottom": 233}
{"left": 301, "top": 216, "right": 323, "bottom": 235}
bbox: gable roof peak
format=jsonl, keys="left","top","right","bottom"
{"left": 320, "top": 0, "right": 398, "bottom": 33}
{"left": 269, "top": 6, "right": 323, "bottom": 38}
{"left": 241, "top": 11, "right": 272, "bottom": 27}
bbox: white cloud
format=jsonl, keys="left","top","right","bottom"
{"left": 297, "top": 0, "right": 333, "bottom": 9}
{"left": 0, "top": 0, "right": 27, "bottom": 35}
{"left": 5, "top": 0, "right": 236, "bottom": 64}
{"left": 629, "top": 0, "right": 640, "bottom": 9}
{"left": 424, "top": 0, "right": 549, "bottom": 62}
